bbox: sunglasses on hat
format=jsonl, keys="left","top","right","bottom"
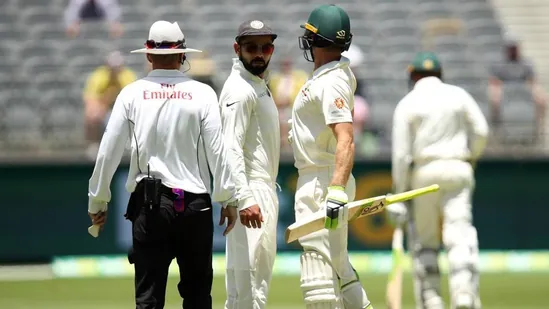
{"left": 145, "top": 40, "right": 185, "bottom": 49}
{"left": 240, "top": 42, "right": 275, "bottom": 55}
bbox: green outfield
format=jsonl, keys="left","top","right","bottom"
{"left": 0, "top": 273, "right": 547, "bottom": 308}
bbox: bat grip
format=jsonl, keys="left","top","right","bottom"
{"left": 392, "top": 226, "right": 403, "bottom": 250}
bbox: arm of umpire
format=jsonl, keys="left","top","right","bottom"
{"left": 88, "top": 88, "right": 131, "bottom": 228}
{"left": 201, "top": 87, "right": 237, "bottom": 203}
{"left": 391, "top": 99, "right": 413, "bottom": 194}
{"left": 462, "top": 89, "right": 489, "bottom": 167}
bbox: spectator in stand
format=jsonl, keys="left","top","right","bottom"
{"left": 488, "top": 36, "right": 546, "bottom": 139}
{"left": 342, "top": 44, "right": 368, "bottom": 99}
{"left": 353, "top": 94, "right": 379, "bottom": 157}
{"left": 269, "top": 57, "right": 308, "bottom": 153}
{"left": 342, "top": 44, "right": 378, "bottom": 156}
{"left": 83, "top": 51, "right": 137, "bottom": 159}
{"left": 64, "top": 0, "right": 123, "bottom": 38}
{"left": 187, "top": 52, "right": 220, "bottom": 95}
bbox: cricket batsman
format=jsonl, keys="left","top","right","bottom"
{"left": 387, "top": 52, "right": 489, "bottom": 309}
{"left": 288, "top": 4, "right": 372, "bottom": 309}
{"left": 219, "top": 20, "right": 280, "bottom": 309}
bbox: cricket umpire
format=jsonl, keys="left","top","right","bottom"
{"left": 87, "top": 20, "right": 238, "bottom": 309}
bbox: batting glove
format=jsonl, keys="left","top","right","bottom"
{"left": 385, "top": 202, "right": 408, "bottom": 226}
{"left": 324, "top": 185, "right": 349, "bottom": 230}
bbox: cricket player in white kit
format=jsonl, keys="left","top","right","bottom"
{"left": 388, "top": 52, "right": 489, "bottom": 309}
{"left": 289, "top": 5, "right": 372, "bottom": 309}
{"left": 219, "top": 20, "right": 280, "bottom": 309}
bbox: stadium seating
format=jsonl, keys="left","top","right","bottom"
{"left": 0, "top": 0, "right": 535, "bottom": 156}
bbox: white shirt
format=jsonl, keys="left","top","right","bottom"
{"left": 218, "top": 59, "right": 280, "bottom": 210}
{"left": 392, "top": 76, "right": 489, "bottom": 193}
{"left": 88, "top": 69, "right": 236, "bottom": 213}
{"left": 290, "top": 57, "right": 356, "bottom": 170}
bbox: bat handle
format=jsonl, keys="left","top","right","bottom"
{"left": 88, "top": 224, "right": 100, "bottom": 238}
{"left": 392, "top": 226, "right": 404, "bottom": 250}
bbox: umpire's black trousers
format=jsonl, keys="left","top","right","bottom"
{"left": 126, "top": 180, "right": 213, "bottom": 309}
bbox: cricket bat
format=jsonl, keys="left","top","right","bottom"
{"left": 386, "top": 226, "right": 404, "bottom": 309}
{"left": 285, "top": 184, "right": 439, "bottom": 243}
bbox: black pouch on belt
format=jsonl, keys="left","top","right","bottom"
{"left": 124, "top": 192, "right": 137, "bottom": 222}
{"left": 143, "top": 176, "right": 162, "bottom": 210}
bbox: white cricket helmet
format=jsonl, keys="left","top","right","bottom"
{"left": 131, "top": 20, "right": 202, "bottom": 55}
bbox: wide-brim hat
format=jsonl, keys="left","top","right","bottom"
{"left": 131, "top": 21, "right": 202, "bottom": 54}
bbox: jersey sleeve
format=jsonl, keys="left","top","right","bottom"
{"left": 462, "top": 90, "right": 489, "bottom": 160}
{"left": 318, "top": 78, "right": 354, "bottom": 125}
{"left": 88, "top": 87, "right": 131, "bottom": 213}
{"left": 201, "top": 87, "right": 237, "bottom": 203}
{"left": 219, "top": 87, "right": 257, "bottom": 210}
{"left": 391, "top": 99, "right": 413, "bottom": 194}
{"left": 83, "top": 69, "right": 106, "bottom": 99}
{"left": 120, "top": 69, "right": 137, "bottom": 87}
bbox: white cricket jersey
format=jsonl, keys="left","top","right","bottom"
{"left": 290, "top": 56, "right": 356, "bottom": 170}
{"left": 218, "top": 59, "right": 280, "bottom": 210}
{"left": 88, "top": 69, "right": 236, "bottom": 213}
{"left": 392, "top": 76, "right": 489, "bottom": 193}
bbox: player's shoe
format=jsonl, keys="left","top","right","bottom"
{"left": 454, "top": 293, "right": 475, "bottom": 309}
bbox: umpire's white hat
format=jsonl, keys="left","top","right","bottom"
{"left": 131, "top": 20, "right": 202, "bottom": 55}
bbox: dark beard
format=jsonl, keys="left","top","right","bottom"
{"left": 240, "top": 55, "right": 269, "bottom": 76}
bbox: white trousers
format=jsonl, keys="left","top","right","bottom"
{"left": 225, "top": 181, "right": 279, "bottom": 309}
{"left": 408, "top": 159, "right": 480, "bottom": 309}
{"left": 295, "top": 167, "right": 359, "bottom": 287}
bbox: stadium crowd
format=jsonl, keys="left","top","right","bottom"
{"left": 0, "top": 0, "right": 545, "bottom": 160}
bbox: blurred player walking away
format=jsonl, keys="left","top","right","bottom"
{"left": 288, "top": 4, "right": 373, "bottom": 309}
{"left": 219, "top": 19, "right": 281, "bottom": 309}
{"left": 87, "top": 20, "right": 238, "bottom": 309}
{"left": 388, "top": 52, "right": 489, "bottom": 309}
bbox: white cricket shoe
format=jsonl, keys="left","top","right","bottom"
{"left": 454, "top": 293, "right": 475, "bottom": 309}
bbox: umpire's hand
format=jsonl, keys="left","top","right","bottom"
{"left": 219, "top": 206, "right": 238, "bottom": 236}
{"left": 88, "top": 211, "right": 107, "bottom": 231}
{"left": 239, "top": 205, "right": 264, "bottom": 229}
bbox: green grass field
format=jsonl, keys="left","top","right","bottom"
{"left": 0, "top": 273, "right": 548, "bottom": 308}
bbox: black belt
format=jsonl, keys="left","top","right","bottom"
{"left": 135, "top": 179, "right": 210, "bottom": 201}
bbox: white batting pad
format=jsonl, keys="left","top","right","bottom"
{"left": 444, "top": 222, "right": 480, "bottom": 309}
{"left": 341, "top": 279, "right": 370, "bottom": 309}
{"left": 300, "top": 251, "right": 342, "bottom": 309}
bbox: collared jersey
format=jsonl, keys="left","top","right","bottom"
{"left": 391, "top": 76, "right": 489, "bottom": 193}
{"left": 290, "top": 56, "right": 356, "bottom": 170}
{"left": 218, "top": 59, "right": 280, "bottom": 210}
{"left": 88, "top": 69, "right": 236, "bottom": 213}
